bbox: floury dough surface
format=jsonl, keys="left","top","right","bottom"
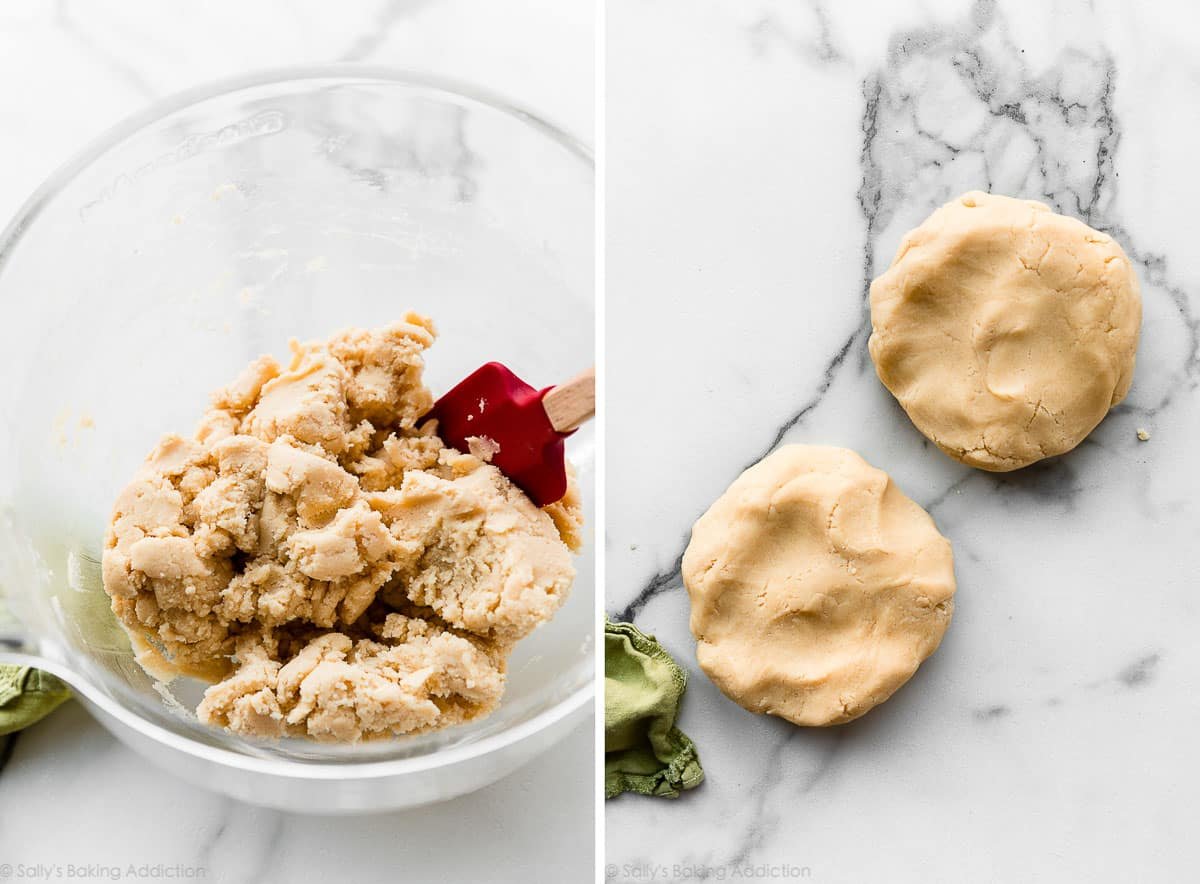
{"left": 868, "top": 191, "right": 1141, "bottom": 471}
{"left": 682, "top": 446, "right": 955, "bottom": 727}
{"left": 101, "top": 315, "right": 582, "bottom": 742}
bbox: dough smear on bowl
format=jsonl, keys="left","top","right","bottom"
{"left": 869, "top": 191, "right": 1141, "bottom": 471}
{"left": 101, "top": 314, "right": 583, "bottom": 742}
{"left": 681, "top": 445, "right": 954, "bottom": 726}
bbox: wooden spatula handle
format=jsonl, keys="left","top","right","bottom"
{"left": 542, "top": 366, "right": 595, "bottom": 433}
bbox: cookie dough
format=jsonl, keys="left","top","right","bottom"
{"left": 681, "top": 445, "right": 954, "bottom": 726}
{"left": 869, "top": 191, "right": 1141, "bottom": 471}
{"left": 101, "top": 315, "right": 582, "bottom": 742}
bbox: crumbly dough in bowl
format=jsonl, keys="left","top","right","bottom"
{"left": 101, "top": 314, "right": 582, "bottom": 743}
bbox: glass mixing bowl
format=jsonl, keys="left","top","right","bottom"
{"left": 0, "top": 67, "right": 594, "bottom": 812}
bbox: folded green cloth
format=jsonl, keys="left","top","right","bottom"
{"left": 605, "top": 619, "right": 703, "bottom": 798}
{"left": 0, "top": 665, "right": 71, "bottom": 736}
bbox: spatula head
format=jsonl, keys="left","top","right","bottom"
{"left": 428, "top": 362, "right": 570, "bottom": 506}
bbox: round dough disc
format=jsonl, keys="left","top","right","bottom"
{"left": 682, "top": 445, "right": 955, "bottom": 726}
{"left": 869, "top": 191, "right": 1141, "bottom": 471}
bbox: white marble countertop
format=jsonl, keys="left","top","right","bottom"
{"left": 606, "top": 1, "right": 1199, "bottom": 881}
{"left": 0, "top": 3, "right": 594, "bottom": 882}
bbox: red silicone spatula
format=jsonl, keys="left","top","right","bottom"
{"left": 427, "top": 363, "right": 595, "bottom": 506}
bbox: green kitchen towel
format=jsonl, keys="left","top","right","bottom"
{"left": 0, "top": 665, "right": 71, "bottom": 736}
{"left": 605, "top": 618, "right": 703, "bottom": 799}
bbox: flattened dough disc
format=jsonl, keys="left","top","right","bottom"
{"left": 682, "top": 445, "right": 955, "bottom": 726}
{"left": 869, "top": 191, "right": 1141, "bottom": 471}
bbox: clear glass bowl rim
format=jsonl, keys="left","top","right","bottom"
{"left": 0, "top": 64, "right": 595, "bottom": 779}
